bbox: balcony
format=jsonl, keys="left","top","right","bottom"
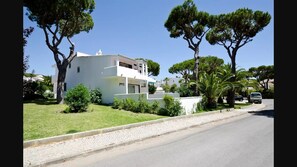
{"left": 103, "top": 66, "right": 148, "bottom": 80}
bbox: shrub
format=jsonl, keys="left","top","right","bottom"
{"left": 161, "top": 84, "right": 170, "bottom": 93}
{"left": 170, "top": 83, "right": 177, "bottom": 93}
{"left": 64, "top": 84, "right": 91, "bottom": 113}
{"left": 148, "top": 84, "right": 157, "bottom": 94}
{"left": 137, "top": 94, "right": 150, "bottom": 113}
{"left": 112, "top": 97, "right": 123, "bottom": 110}
{"left": 90, "top": 88, "right": 102, "bottom": 104}
{"left": 168, "top": 100, "right": 182, "bottom": 116}
{"left": 196, "top": 96, "right": 207, "bottom": 112}
{"left": 178, "top": 84, "right": 195, "bottom": 97}
{"left": 163, "top": 95, "right": 174, "bottom": 109}
{"left": 162, "top": 95, "right": 182, "bottom": 116}
{"left": 113, "top": 96, "right": 158, "bottom": 114}
{"left": 150, "top": 100, "right": 160, "bottom": 114}
{"left": 43, "top": 90, "right": 54, "bottom": 99}
{"left": 123, "top": 98, "right": 138, "bottom": 112}
{"left": 158, "top": 108, "right": 170, "bottom": 116}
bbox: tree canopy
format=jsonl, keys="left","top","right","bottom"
{"left": 168, "top": 59, "right": 194, "bottom": 84}
{"left": 205, "top": 8, "right": 271, "bottom": 107}
{"left": 168, "top": 56, "right": 224, "bottom": 83}
{"left": 146, "top": 59, "right": 160, "bottom": 77}
{"left": 24, "top": 0, "right": 96, "bottom": 104}
{"left": 249, "top": 65, "right": 274, "bottom": 91}
{"left": 23, "top": 27, "right": 34, "bottom": 74}
{"left": 135, "top": 58, "right": 160, "bottom": 77}
{"left": 199, "top": 56, "right": 224, "bottom": 74}
{"left": 164, "top": 0, "right": 214, "bottom": 95}
{"left": 206, "top": 8, "right": 271, "bottom": 74}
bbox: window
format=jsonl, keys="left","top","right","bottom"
{"left": 119, "top": 62, "right": 132, "bottom": 69}
{"left": 141, "top": 82, "right": 146, "bottom": 88}
{"left": 69, "top": 63, "right": 71, "bottom": 69}
{"left": 77, "top": 66, "right": 80, "bottom": 73}
{"left": 64, "top": 83, "right": 67, "bottom": 91}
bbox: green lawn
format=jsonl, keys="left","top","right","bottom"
{"left": 24, "top": 100, "right": 167, "bottom": 141}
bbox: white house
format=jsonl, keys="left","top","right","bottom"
{"left": 52, "top": 51, "right": 156, "bottom": 104}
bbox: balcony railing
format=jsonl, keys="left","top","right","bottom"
{"left": 103, "top": 66, "right": 148, "bottom": 80}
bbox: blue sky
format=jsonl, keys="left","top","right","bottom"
{"left": 23, "top": 0, "right": 273, "bottom": 81}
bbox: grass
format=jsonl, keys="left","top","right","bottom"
{"left": 23, "top": 99, "right": 167, "bottom": 141}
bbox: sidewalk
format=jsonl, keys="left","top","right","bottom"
{"left": 24, "top": 103, "right": 265, "bottom": 167}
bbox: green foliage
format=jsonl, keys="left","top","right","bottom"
{"left": 151, "top": 100, "right": 160, "bottom": 114}
{"left": 162, "top": 95, "right": 182, "bottom": 117}
{"left": 124, "top": 98, "right": 138, "bottom": 112}
{"left": 90, "top": 88, "right": 102, "bottom": 104}
{"left": 168, "top": 59, "right": 194, "bottom": 81}
{"left": 111, "top": 96, "right": 182, "bottom": 117}
{"left": 23, "top": 80, "right": 40, "bottom": 100}
{"left": 168, "top": 56, "right": 224, "bottom": 83}
{"left": 137, "top": 95, "right": 150, "bottom": 113}
{"left": 170, "top": 84, "right": 178, "bottom": 93}
{"left": 197, "top": 73, "right": 222, "bottom": 108}
{"left": 198, "top": 56, "right": 224, "bottom": 75}
{"left": 112, "top": 96, "right": 160, "bottom": 115}
{"left": 64, "top": 84, "right": 91, "bottom": 113}
{"left": 165, "top": 0, "right": 213, "bottom": 95}
{"left": 135, "top": 58, "right": 160, "bottom": 76}
{"left": 196, "top": 97, "right": 207, "bottom": 112}
{"left": 43, "top": 90, "right": 54, "bottom": 99}
{"left": 163, "top": 95, "right": 174, "bottom": 109}
{"left": 161, "top": 84, "right": 170, "bottom": 93}
{"left": 23, "top": 27, "right": 34, "bottom": 74}
{"left": 206, "top": 8, "right": 271, "bottom": 107}
{"left": 164, "top": 0, "right": 211, "bottom": 39}
{"left": 23, "top": 76, "right": 53, "bottom": 100}
{"left": 206, "top": 8, "right": 271, "bottom": 46}
{"left": 248, "top": 65, "right": 274, "bottom": 91}
{"left": 147, "top": 59, "right": 160, "bottom": 76}
{"left": 170, "top": 100, "right": 183, "bottom": 116}
{"left": 177, "top": 83, "right": 195, "bottom": 97}
{"left": 24, "top": 0, "right": 96, "bottom": 104}
{"left": 24, "top": 0, "right": 95, "bottom": 36}
{"left": 112, "top": 97, "right": 123, "bottom": 110}
{"left": 148, "top": 84, "right": 157, "bottom": 94}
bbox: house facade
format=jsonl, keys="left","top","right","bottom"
{"left": 52, "top": 51, "right": 156, "bottom": 104}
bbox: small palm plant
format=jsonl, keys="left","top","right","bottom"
{"left": 197, "top": 72, "right": 229, "bottom": 108}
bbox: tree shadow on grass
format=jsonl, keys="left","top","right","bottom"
{"left": 23, "top": 98, "right": 57, "bottom": 105}
{"left": 248, "top": 109, "right": 274, "bottom": 118}
{"left": 66, "top": 130, "right": 80, "bottom": 134}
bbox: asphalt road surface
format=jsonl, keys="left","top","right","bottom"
{"left": 50, "top": 99, "right": 274, "bottom": 167}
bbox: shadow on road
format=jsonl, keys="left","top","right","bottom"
{"left": 248, "top": 109, "right": 274, "bottom": 118}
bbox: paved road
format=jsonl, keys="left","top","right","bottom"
{"left": 50, "top": 99, "right": 273, "bottom": 167}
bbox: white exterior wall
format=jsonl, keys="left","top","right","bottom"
{"left": 52, "top": 53, "right": 156, "bottom": 104}
{"left": 178, "top": 96, "right": 202, "bottom": 115}
{"left": 65, "top": 56, "right": 106, "bottom": 91}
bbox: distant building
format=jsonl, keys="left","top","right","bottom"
{"left": 155, "top": 77, "right": 181, "bottom": 88}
